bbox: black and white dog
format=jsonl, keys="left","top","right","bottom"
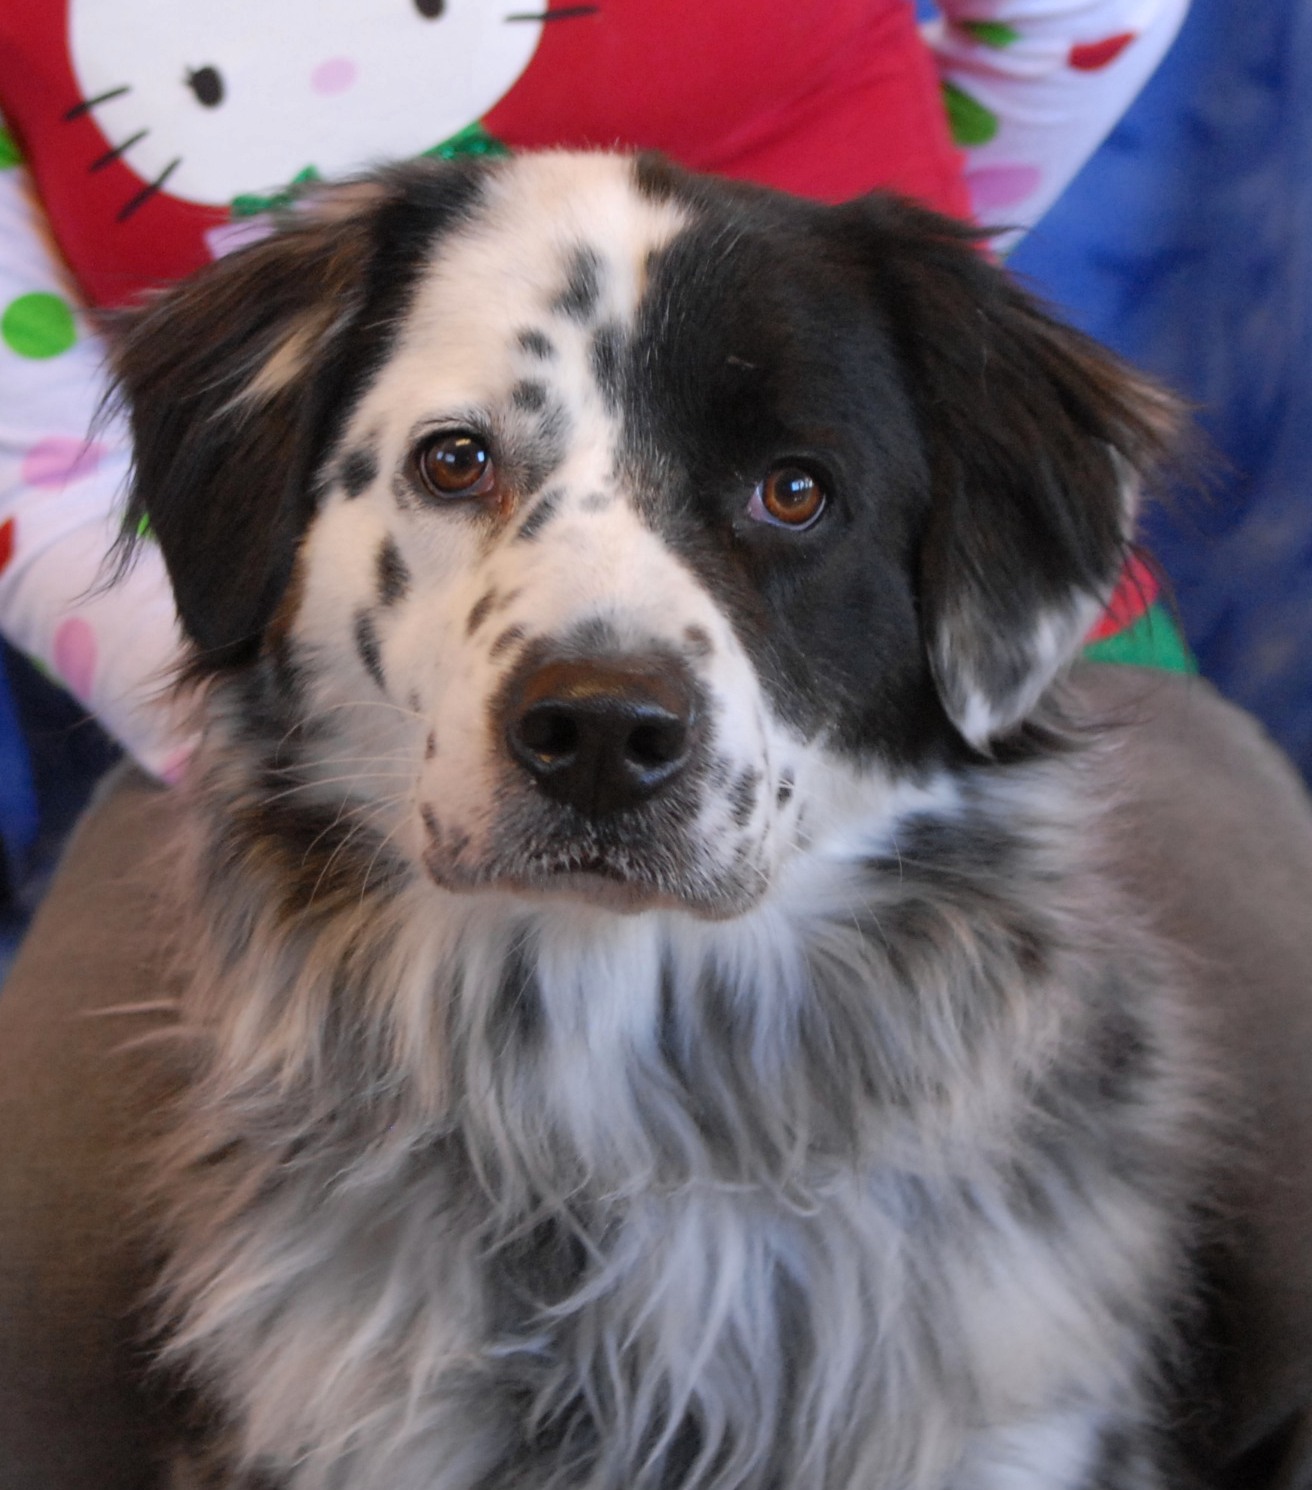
{"left": 114, "top": 152, "right": 1209, "bottom": 1489}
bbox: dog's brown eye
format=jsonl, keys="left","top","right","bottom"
{"left": 750, "top": 466, "right": 826, "bottom": 529}
{"left": 415, "top": 432, "right": 495, "bottom": 499}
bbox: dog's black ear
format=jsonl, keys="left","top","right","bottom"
{"left": 847, "top": 198, "right": 1181, "bottom": 748}
{"left": 110, "top": 164, "right": 485, "bottom": 669}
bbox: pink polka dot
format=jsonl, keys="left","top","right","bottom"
{"left": 53, "top": 616, "right": 98, "bottom": 702}
{"left": 310, "top": 57, "right": 358, "bottom": 95}
{"left": 157, "top": 743, "right": 195, "bottom": 787}
{"left": 968, "top": 163, "right": 1043, "bottom": 213}
{"left": 21, "top": 436, "right": 107, "bottom": 489}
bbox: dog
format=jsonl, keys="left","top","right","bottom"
{"left": 111, "top": 151, "right": 1213, "bottom": 1489}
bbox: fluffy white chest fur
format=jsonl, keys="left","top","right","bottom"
{"left": 115, "top": 152, "right": 1205, "bottom": 1490}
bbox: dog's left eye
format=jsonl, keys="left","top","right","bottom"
{"left": 748, "top": 466, "right": 827, "bottom": 530}
{"left": 413, "top": 432, "right": 496, "bottom": 500}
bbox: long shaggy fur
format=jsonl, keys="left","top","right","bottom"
{"left": 113, "top": 153, "right": 1212, "bottom": 1490}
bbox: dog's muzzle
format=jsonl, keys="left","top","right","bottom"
{"left": 500, "top": 653, "right": 700, "bottom": 818}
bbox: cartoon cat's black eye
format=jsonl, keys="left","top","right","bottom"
{"left": 185, "top": 66, "right": 225, "bottom": 108}
{"left": 414, "top": 0, "right": 446, "bottom": 17}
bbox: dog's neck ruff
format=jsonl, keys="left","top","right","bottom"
{"left": 156, "top": 718, "right": 1190, "bottom": 1490}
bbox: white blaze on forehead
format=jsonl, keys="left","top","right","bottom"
{"left": 376, "top": 153, "right": 691, "bottom": 416}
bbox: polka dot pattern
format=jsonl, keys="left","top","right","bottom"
{"left": 20, "top": 436, "right": 106, "bottom": 488}
{"left": 0, "top": 517, "right": 14, "bottom": 576}
{"left": 968, "top": 163, "right": 1042, "bottom": 212}
{"left": 2, "top": 291, "right": 76, "bottom": 359}
{"left": 963, "top": 21, "right": 1019, "bottom": 49}
{"left": 942, "top": 81, "right": 1000, "bottom": 147}
{"left": 0, "top": 126, "right": 20, "bottom": 170}
{"left": 1069, "top": 34, "right": 1137, "bottom": 71}
{"left": 52, "top": 616, "right": 98, "bottom": 703}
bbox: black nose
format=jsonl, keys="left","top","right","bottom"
{"left": 503, "top": 656, "right": 697, "bottom": 817}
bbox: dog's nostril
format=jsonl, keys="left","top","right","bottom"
{"left": 520, "top": 707, "right": 580, "bottom": 762}
{"left": 627, "top": 718, "right": 685, "bottom": 769}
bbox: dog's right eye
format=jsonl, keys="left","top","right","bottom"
{"left": 413, "top": 432, "right": 496, "bottom": 500}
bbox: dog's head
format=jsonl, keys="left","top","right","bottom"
{"left": 114, "top": 153, "right": 1177, "bottom": 918}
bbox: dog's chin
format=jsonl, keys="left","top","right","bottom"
{"left": 424, "top": 848, "right": 761, "bottom": 921}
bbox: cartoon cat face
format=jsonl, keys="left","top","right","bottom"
{"left": 68, "top": 0, "right": 546, "bottom": 207}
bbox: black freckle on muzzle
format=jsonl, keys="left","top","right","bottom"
{"left": 497, "top": 649, "right": 704, "bottom": 819}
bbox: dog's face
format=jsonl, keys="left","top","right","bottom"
{"left": 115, "top": 153, "right": 1174, "bottom": 919}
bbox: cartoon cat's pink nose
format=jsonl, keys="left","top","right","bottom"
{"left": 310, "top": 57, "right": 358, "bottom": 96}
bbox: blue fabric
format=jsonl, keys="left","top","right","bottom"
{"left": 0, "top": 649, "right": 37, "bottom": 897}
{"left": 1010, "top": 0, "right": 1312, "bottom": 777}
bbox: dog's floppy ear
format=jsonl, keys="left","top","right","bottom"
{"left": 849, "top": 198, "right": 1180, "bottom": 748}
{"left": 110, "top": 164, "right": 484, "bottom": 669}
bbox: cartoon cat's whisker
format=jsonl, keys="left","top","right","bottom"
{"left": 118, "top": 158, "right": 181, "bottom": 223}
{"left": 63, "top": 84, "right": 131, "bottom": 122}
{"left": 92, "top": 129, "right": 149, "bottom": 173}
{"left": 504, "top": 6, "right": 598, "bottom": 21}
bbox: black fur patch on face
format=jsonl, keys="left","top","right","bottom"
{"left": 420, "top": 803, "right": 441, "bottom": 841}
{"left": 728, "top": 768, "right": 760, "bottom": 828}
{"left": 516, "top": 328, "right": 556, "bottom": 360}
{"left": 609, "top": 181, "right": 945, "bottom": 764}
{"left": 553, "top": 246, "right": 602, "bottom": 323}
{"left": 491, "top": 623, "right": 528, "bottom": 659}
{"left": 354, "top": 609, "right": 386, "bottom": 690}
{"left": 606, "top": 163, "right": 1167, "bottom": 767}
{"left": 375, "top": 535, "right": 410, "bottom": 607}
{"left": 467, "top": 589, "right": 497, "bottom": 636}
{"left": 514, "top": 410, "right": 569, "bottom": 500}
{"left": 511, "top": 379, "right": 548, "bottom": 413}
{"left": 515, "top": 486, "right": 563, "bottom": 543}
{"left": 219, "top": 791, "right": 409, "bottom": 924}
{"left": 683, "top": 624, "right": 712, "bottom": 660}
{"left": 590, "top": 322, "right": 624, "bottom": 412}
{"left": 339, "top": 444, "right": 379, "bottom": 499}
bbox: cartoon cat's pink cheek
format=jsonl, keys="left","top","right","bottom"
{"left": 310, "top": 58, "right": 359, "bottom": 96}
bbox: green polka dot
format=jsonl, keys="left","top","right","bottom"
{"left": 2, "top": 292, "right": 77, "bottom": 359}
{"left": 963, "top": 20, "right": 1020, "bottom": 48}
{"left": 941, "top": 81, "right": 1000, "bottom": 147}
{"left": 0, "top": 126, "right": 21, "bottom": 169}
